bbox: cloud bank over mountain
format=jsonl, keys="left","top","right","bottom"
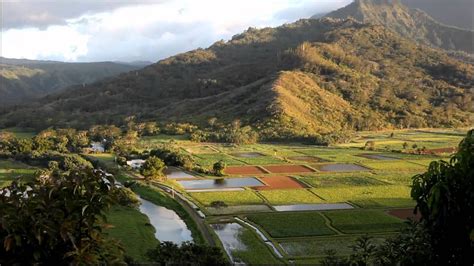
{"left": 1, "top": 0, "right": 351, "bottom": 62}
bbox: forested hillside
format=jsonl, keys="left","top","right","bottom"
{"left": 0, "top": 57, "right": 141, "bottom": 105}
{"left": 1, "top": 18, "right": 472, "bottom": 139}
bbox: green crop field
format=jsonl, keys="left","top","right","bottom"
{"left": 231, "top": 226, "right": 282, "bottom": 265}
{"left": 193, "top": 153, "right": 246, "bottom": 167}
{"left": 311, "top": 185, "right": 412, "bottom": 208}
{"left": 190, "top": 190, "right": 264, "bottom": 206}
{"left": 336, "top": 130, "right": 463, "bottom": 150}
{"left": 298, "top": 172, "right": 387, "bottom": 188}
{"left": 361, "top": 161, "right": 426, "bottom": 171}
{"left": 247, "top": 212, "right": 336, "bottom": 238}
{"left": 0, "top": 159, "right": 36, "bottom": 187}
{"left": 228, "top": 155, "right": 286, "bottom": 165}
{"left": 324, "top": 210, "right": 405, "bottom": 234}
{"left": 258, "top": 189, "right": 324, "bottom": 205}
{"left": 297, "top": 148, "right": 376, "bottom": 163}
{"left": 279, "top": 235, "right": 388, "bottom": 257}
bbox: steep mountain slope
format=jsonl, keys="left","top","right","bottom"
{"left": 325, "top": 0, "right": 474, "bottom": 53}
{"left": 401, "top": 0, "right": 473, "bottom": 30}
{"left": 1, "top": 18, "right": 472, "bottom": 138}
{"left": 0, "top": 57, "right": 141, "bottom": 105}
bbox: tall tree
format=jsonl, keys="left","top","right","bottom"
{"left": 0, "top": 169, "right": 124, "bottom": 264}
{"left": 411, "top": 130, "right": 473, "bottom": 265}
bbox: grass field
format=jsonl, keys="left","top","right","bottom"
{"left": 336, "top": 130, "right": 463, "bottom": 150}
{"left": 311, "top": 185, "right": 412, "bottom": 208}
{"left": 299, "top": 172, "right": 386, "bottom": 188}
{"left": 324, "top": 210, "right": 405, "bottom": 234}
{"left": 0, "top": 127, "right": 36, "bottom": 139}
{"left": 106, "top": 205, "right": 159, "bottom": 262}
{"left": 230, "top": 155, "right": 286, "bottom": 165}
{"left": 86, "top": 153, "right": 117, "bottom": 170}
{"left": 247, "top": 212, "right": 336, "bottom": 238}
{"left": 280, "top": 235, "right": 388, "bottom": 257}
{"left": 258, "top": 189, "right": 324, "bottom": 205}
{"left": 361, "top": 161, "right": 427, "bottom": 171}
{"left": 0, "top": 159, "right": 36, "bottom": 187}
{"left": 190, "top": 190, "right": 264, "bottom": 206}
{"left": 193, "top": 153, "right": 246, "bottom": 167}
{"left": 297, "top": 148, "right": 375, "bottom": 163}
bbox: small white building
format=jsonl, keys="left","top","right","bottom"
{"left": 90, "top": 142, "right": 105, "bottom": 153}
{"left": 127, "top": 159, "right": 146, "bottom": 169}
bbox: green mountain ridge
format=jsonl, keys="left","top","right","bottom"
{"left": 401, "top": 0, "right": 473, "bottom": 30}
{"left": 0, "top": 57, "right": 142, "bottom": 105}
{"left": 324, "top": 0, "right": 474, "bottom": 54}
{"left": 1, "top": 17, "right": 472, "bottom": 139}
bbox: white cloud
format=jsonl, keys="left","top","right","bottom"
{"left": 1, "top": 0, "right": 351, "bottom": 62}
{"left": 2, "top": 26, "right": 90, "bottom": 61}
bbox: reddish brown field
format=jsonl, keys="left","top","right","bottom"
{"left": 225, "top": 166, "right": 268, "bottom": 175}
{"left": 388, "top": 209, "right": 421, "bottom": 221}
{"left": 263, "top": 165, "right": 315, "bottom": 174}
{"left": 425, "top": 147, "right": 457, "bottom": 154}
{"left": 256, "top": 176, "right": 305, "bottom": 190}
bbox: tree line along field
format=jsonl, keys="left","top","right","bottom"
{"left": 0, "top": 128, "right": 464, "bottom": 264}
{"left": 129, "top": 129, "right": 461, "bottom": 264}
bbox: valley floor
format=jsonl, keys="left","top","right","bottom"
{"left": 1, "top": 128, "right": 465, "bottom": 264}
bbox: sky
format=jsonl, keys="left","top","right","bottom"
{"left": 1, "top": 0, "right": 352, "bottom": 63}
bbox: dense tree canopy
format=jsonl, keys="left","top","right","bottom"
{"left": 412, "top": 129, "right": 474, "bottom": 264}
{"left": 0, "top": 169, "right": 124, "bottom": 264}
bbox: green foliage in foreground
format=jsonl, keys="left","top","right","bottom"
{"left": 247, "top": 212, "right": 336, "bottom": 238}
{"left": 0, "top": 169, "right": 124, "bottom": 264}
{"left": 321, "top": 222, "right": 432, "bottom": 266}
{"left": 324, "top": 210, "right": 404, "bottom": 234}
{"left": 145, "top": 242, "right": 227, "bottom": 266}
{"left": 411, "top": 129, "right": 474, "bottom": 265}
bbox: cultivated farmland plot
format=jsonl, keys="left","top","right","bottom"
{"left": 0, "top": 159, "right": 36, "bottom": 187}
{"left": 133, "top": 129, "right": 462, "bottom": 264}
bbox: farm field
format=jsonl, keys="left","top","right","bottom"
{"left": 246, "top": 212, "right": 336, "bottom": 238}
{"left": 258, "top": 189, "right": 324, "bottom": 205}
{"left": 279, "top": 235, "right": 389, "bottom": 258}
{"left": 0, "top": 127, "right": 36, "bottom": 139}
{"left": 77, "top": 128, "right": 468, "bottom": 264}
{"left": 0, "top": 159, "right": 36, "bottom": 187}
{"left": 190, "top": 190, "right": 264, "bottom": 206}
{"left": 141, "top": 129, "right": 462, "bottom": 264}
{"left": 324, "top": 210, "right": 405, "bottom": 234}
{"left": 1, "top": 128, "right": 463, "bottom": 264}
